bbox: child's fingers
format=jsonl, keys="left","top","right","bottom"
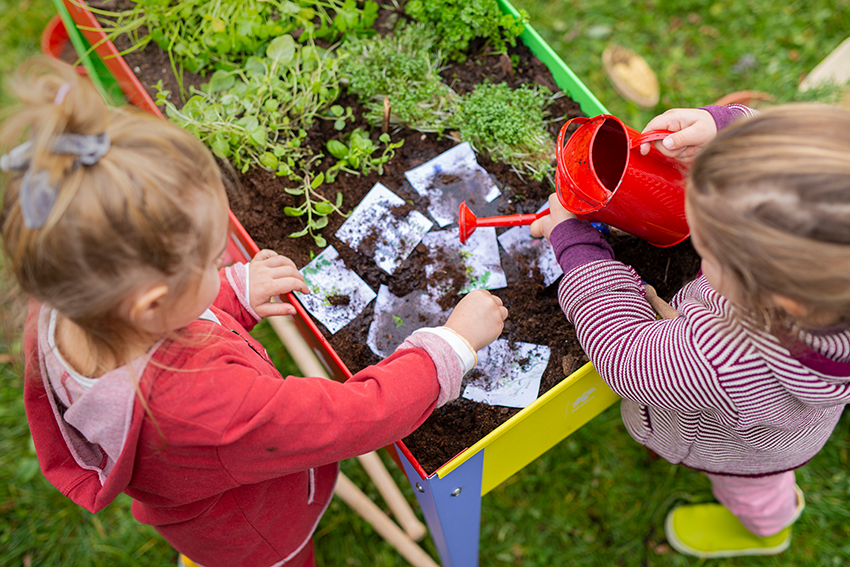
{"left": 258, "top": 254, "right": 297, "bottom": 269}
{"left": 273, "top": 276, "right": 310, "bottom": 296}
{"left": 253, "top": 249, "right": 279, "bottom": 262}
{"left": 264, "top": 264, "right": 305, "bottom": 282}
{"left": 255, "top": 301, "right": 298, "bottom": 318}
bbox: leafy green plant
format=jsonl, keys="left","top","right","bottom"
{"left": 337, "top": 22, "right": 458, "bottom": 134}
{"left": 454, "top": 81, "right": 556, "bottom": 181}
{"left": 282, "top": 172, "right": 348, "bottom": 248}
{"left": 156, "top": 35, "right": 339, "bottom": 171}
{"left": 325, "top": 104, "right": 355, "bottom": 131}
{"left": 156, "top": 35, "right": 346, "bottom": 245}
{"left": 405, "top": 0, "right": 527, "bottom": 63}
{"left": 91, "top": 0, "right": 378, "bottom": 95}
{"left": 324, "top": 129, "right": 404, "bottom": 183}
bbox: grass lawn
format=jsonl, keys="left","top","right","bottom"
{"left": 2, "top": 1, "right": 850, "bottom": 566}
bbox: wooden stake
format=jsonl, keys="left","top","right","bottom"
{"left": 266, "top": 313, "right": 429, "bottom": 541}
{"left": 334, "top": 472, "right": 440, "bottom": 567}
{"left": 382, "top": 96, "right": 391, "bottom": 134}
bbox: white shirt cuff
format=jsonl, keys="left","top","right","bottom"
{"left": 412, "top": 327, "right": 478, "bottom": 375}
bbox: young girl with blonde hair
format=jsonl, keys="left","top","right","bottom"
{"left": 532, "top": 102, "right": 850, "bottom": 558}
{"left": 2, "top": 58, "right": 508, "bottom": 567}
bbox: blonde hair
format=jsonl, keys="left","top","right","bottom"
{"left": 1, "top": 58, "right": 227, "bottom": 366}
{"left": 687, "top": 103, "right": 850, "bottom": 329}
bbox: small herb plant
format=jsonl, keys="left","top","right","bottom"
{"left": 282, "top": 172, "right": 348, "bottom": 248}
{"left": 324, "top": 130, "right": 405, "bottom": 183}
{"left": 155, "top": 35, "right": 348, "bottom": 246}
{"left": 405, "top": 0, "right": 527, "bottom": 63}
{"left": 156, "top": 34, "right": 338, "bottom": 172}
{"left": 93, "top": 0, "right": 379, "bottom": 93}
{"left": 454, "top": 82, "right": 556, "bottom": 181}
{"left": 337, "top": 23, "right": 458, "bottom": 134}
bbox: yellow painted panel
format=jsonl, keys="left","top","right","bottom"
{"left": 435, "top": 363, "right": 620, "bottom": 493}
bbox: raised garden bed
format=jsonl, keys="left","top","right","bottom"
{"left": 69, "top": 0, "right": 701, "bottom": 476}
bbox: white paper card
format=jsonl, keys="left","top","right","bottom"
{"left": 497, "top": 203, "right": 563, "bottom": 287}
{"left": 462, "top": 339, "right": 551, "bottom": 408}
{"left": 422, "top": 227, "right": 507, "bottom": 295}
{"left": 335, "top": 183, "right": 433, "bottom": 275}
{"left": 404, "top": 142, "right": 501, "bottom": 227}
{"left": 367, "top": 285, "right": 449, "bottom": 359}
{"left": 296, "top": 246, "right": 377, "bottom": 334}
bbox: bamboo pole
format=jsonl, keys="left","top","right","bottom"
{"left": 265, "top": 314, "right": 428, "bottom": 542}
{"left": 334, "top": 472, "right": 440, "bottom": 567}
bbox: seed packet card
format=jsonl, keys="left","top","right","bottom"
{"left": 335, "top": 183, "right": 433, "bottom": 275}
{"left": 497, "top": 204, "right": 563, "bottom": 287}
{"left": 421, "top": 227, "right": 507, "bottom": 296}
{"left": 404, "top": 142, "right": 502, "bottom": 227}
{"left": 295, "top": 246, "right": 376, "bottom": 334}
{"left": 462, "top": 339, "right": 551, "bottom": 408}
{"left": 366, "top": 285, "right": 450, "bottom": 359}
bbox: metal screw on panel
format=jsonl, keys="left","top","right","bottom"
{"left": 450, "top": 487, "right": 462, "bottom": 497}
{"left": 415, "top": 482, "right": 425, "bottom": 493}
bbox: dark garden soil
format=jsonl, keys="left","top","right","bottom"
{"left": 101, "top": 3, "right": 702, "bottom": 474}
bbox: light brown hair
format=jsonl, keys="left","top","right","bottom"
{"left": 687, "top": 103, "right": 850, "bottom": 329}
{"left": 1, "top": 58, "right": 227, "bottom": 367}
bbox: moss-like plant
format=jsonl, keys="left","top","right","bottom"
{"left": 337, "top": 22, "right": 458, "bottom": 134}
{"left": 405, "top": 0, "right": 526, "bottom": 63}
{"left": 453, "top": 81, "right": 555, "bottom": 181}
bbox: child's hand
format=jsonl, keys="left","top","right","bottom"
{"left": 530, "top": 193, "right": 576, "bottom": 240}
{"left": 444, "top": 289, "right": 508, "bottom": 351}
{"left": 249, "top": 250, "right": 310, "bottom": 317}
{"left": 639, "top": 108, "right": 717, "bottom": 163}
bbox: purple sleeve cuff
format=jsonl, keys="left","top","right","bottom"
{"left": 699, "top": 104, "right": 757, "bottom": 132}
{"left": 549, "top": 218, "right": 615, "bottom": 274}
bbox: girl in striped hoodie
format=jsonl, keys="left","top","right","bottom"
{"left": 531, "top": 103, "right": 850, "bottom": 558}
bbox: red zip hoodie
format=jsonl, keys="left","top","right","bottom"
{"left": 24, "top": 266, "right": 461, "bottom": 567}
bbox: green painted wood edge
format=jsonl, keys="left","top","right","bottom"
{"left": 52, "top": 0, "right": 125, "bottom": 106}
{"left": 496, "top": 0, "right": 608, "bottom": 117}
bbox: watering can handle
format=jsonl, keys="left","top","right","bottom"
{"left": 557, "top": 116, "right": 590, "bottom": 152}
{"left": 629, "top": 130, "right": 675, "bottom": 150}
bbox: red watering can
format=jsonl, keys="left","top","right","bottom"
{"left": 458, "top": 114, "right": 690, "bottom": 247}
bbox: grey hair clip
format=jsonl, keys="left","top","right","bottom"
{"left": 0, "top": 132, "right": 111, "bottom": 228}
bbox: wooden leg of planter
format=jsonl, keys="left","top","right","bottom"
{"left": 356, "top": 451, "right": 428, "bottom": 541}
{"left": 334, "top": 472, "right": 440, "bottom": 567}
{"left": 265, "top": 314, "right": 429, "bottom": 541}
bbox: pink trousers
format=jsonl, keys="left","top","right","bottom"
{"left": 706, "top": 470, "right": 803, "bottom": 537}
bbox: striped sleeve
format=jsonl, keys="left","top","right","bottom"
{"left": 558, "top": 260, "right": 737, "bottom": 417}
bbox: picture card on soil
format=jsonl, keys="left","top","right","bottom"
{"left": 367, "top": 285, "right": 450, "bottom": 359}
{"left": 296, "top": 246, "right": 377, "bottom": 334}
{"left": 497, "top": 204, "right": 563, "bottom": 287}
{"left": 405, "top": 142, "right": 502, "bottom": 228}
{"left": 422, "top": 227, "right": 507, "bottom": 295}
{"left": 335, "top": 182, "right": 433, "bottom": 275}
{"left": 462, "top": 339, "right": 551, "bottom": 408}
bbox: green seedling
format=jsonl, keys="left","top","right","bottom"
{"left": 454, "top": 81, "right": 556, "bottom": 182}
{"left": 325, "top": 104, "right": 355, "bottom": 131}
{"left": 392, "top": 315, "right": 405, "bottom": 328}
{"left": 283, "top": 172, "right": 349, "bottom": 248}
{"left": 405, "top": 0, "right": 527, "bottom": 63}
{"left": 91, "top": 0, "right": 379, "bottom": 96}
{"left": 324, "top": 129, "right": 404, "bottom": 183}
{"left": 338, "top": 22, "right": 458, "bottom": 134}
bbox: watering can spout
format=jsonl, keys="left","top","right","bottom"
{"left": 457, "top": 201, "right": 549, "bottom": 244}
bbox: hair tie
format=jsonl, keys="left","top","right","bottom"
{"left": 54, "top": 82, "right": 73, "bottom": 105}
{"left": 0, "top": 131, "right": 111, "bottom": 228}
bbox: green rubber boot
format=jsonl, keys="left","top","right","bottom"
{"left": 664, "top": 503, "right": 793, "bottom": 558}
